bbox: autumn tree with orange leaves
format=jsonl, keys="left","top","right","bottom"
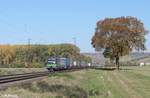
{"left": 91, "top": 16, "right": 148, "bottom": 69}
{"left": 0, "top": 44, "right": 91, "bottom": 68}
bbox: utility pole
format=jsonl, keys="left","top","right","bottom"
{"left": 72, "top": 37, "right": 77, "bottom": 46}
{"left": 24, "top": 23, "right": 31, "bottom": 67}
{"left": 28, "top": 38, "right": 31, "bottom": 48}
{"left": 26, "top": 38, "right": 31, "bottom": 67}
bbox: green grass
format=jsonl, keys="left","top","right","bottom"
{"left": 48, "top": 72, "right": 75, "bottom": 80}
{"left": 0, "top": 66, "right": 150, "bottom": 98}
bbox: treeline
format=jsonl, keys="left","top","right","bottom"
{"left": 0, "top": 44, "right": 91, "bottom": 68}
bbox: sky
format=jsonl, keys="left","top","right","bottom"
{"left": 0, "top": 0, "right": 149, "bottom": 52}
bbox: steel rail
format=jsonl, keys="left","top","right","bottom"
{"left": 0, "top": 66, "right": 95, "bottom": 85}
{"left": 0, "top": 71, "right": 49, "bottom": 84}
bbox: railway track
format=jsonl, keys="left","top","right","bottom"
{"left": 0, "top": 66, "right": 96, "bottom": 88}
{"left": 0, "top": 71, "right": 49, "bottom": 85}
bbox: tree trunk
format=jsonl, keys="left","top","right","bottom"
{"left": 115, "top": 56, "right": 119, "bottom": 70}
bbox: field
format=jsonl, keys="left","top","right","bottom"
{"left": 0, "top": 66, "right": 150, "bottom": 98}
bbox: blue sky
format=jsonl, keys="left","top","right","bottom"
{"left": 0, "top": 0, "right": 149, "bottom": 52}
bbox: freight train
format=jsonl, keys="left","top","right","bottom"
{"left": 46, "top": 57, "right": 91, "bottom": 71}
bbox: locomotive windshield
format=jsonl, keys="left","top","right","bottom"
{"left": 47, "top": 58, "right": 56, "bottom": 64}
{"left": 48, "top": 60, "right": 56, "bottom": 64}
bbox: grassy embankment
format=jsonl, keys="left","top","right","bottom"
{"left": 0, "top": 66, "right": 150, "bottom": 98}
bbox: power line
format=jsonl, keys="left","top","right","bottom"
{"left": 0, "top": 9, "right": 22, "bottom": 31}
{"left": 0, "top": 9, "right": 30, "bottom": 33}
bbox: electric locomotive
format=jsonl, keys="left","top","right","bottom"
{"left": 46, "top": 57, "right": 57, "bottom": 71}
{"left": 46, "top": 57, "right": 71, "bottom": 71}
